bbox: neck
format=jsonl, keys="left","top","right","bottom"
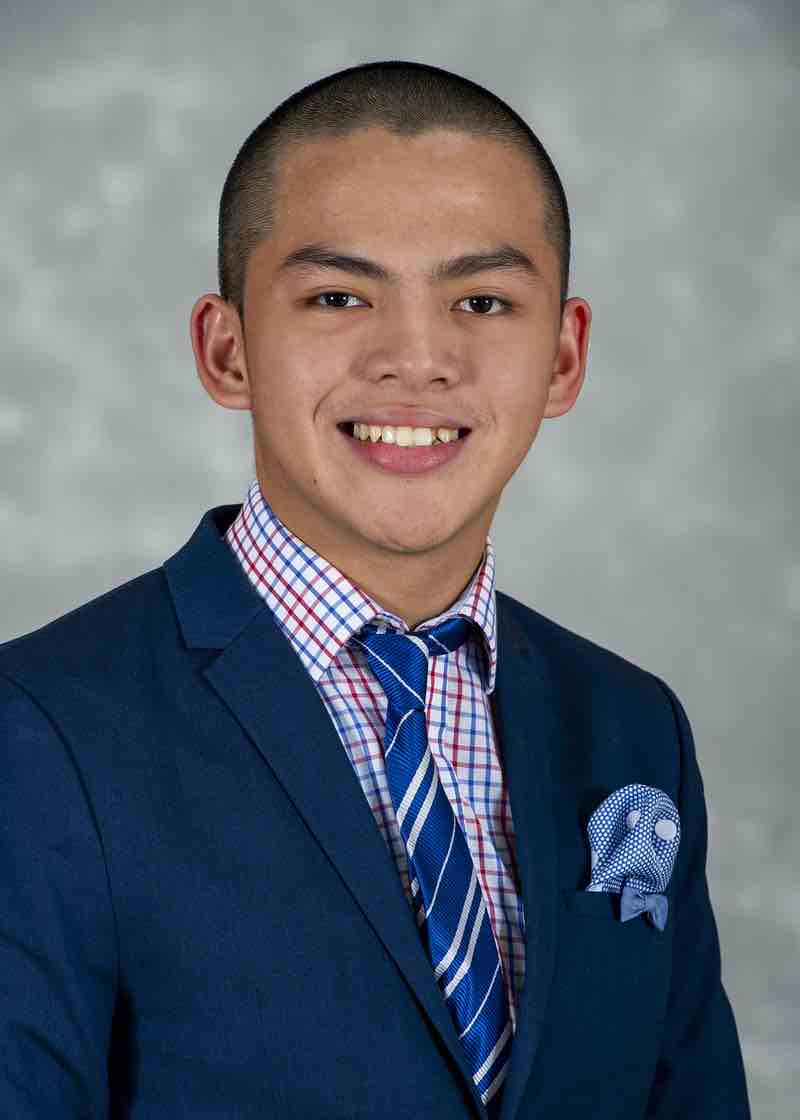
{"left": 256, "top": 478, "right": 491, "bottom": 631}
{"left": 346, "top": 542, "right": 487, "bottom": 630}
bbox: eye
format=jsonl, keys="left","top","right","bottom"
{"left": 308, "top": 292, "right": 367, "bottom": 309}
{"left": 454, "top": 295, "right": 512, "bottom": 315}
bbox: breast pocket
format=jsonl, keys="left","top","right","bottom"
{"left": 561, "top": 888, "right": 620, "bottom": 920}
{"left": 559, "top": 887, "right": 672, "bottom": 968}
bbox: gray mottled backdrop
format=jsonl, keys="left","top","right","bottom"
{"left": 1, "top": 0, "right": 797, "bottom": 1112}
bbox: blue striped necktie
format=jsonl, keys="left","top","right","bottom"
{"left": 354, "top": 617, "right": 512, "bottom": 1118}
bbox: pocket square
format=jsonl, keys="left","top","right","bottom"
{"left": 584, "top": 783, "right": 681, "bottom": 931}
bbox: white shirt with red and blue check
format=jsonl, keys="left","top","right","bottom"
{"left": 224, "top": 477, "right": 526, "bottom": 1031}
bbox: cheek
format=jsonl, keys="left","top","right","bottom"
{"left": 495, "top": 371, "right": 551, "bottom": 437}
{"left": 247, "top": 344, "right": 316, "bottom": 424}
{"left": 497, "top": 385, "right": 552, "bottom": 474}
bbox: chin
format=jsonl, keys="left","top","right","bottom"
{"left": 365, "top": 518, "right": 459, "bottom": 556}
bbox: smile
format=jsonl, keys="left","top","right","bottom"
{"left": 339, "top": 421, "right": 469, "bottom": 445}
{"left": 337, "top": 421, "right": 472, "bottom": 476}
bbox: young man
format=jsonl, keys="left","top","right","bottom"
{"left": 0, "top": 60, "right": 749, "bottom": 1118}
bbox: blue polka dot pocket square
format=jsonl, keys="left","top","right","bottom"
{"left": 584, "top": 783, "right": 681, "bottom": 931}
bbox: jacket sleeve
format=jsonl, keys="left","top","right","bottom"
{"left": 646, "top": 676, "right": 750, "bottom": 1117}
{"left": 0, "top": 673, "right": 117, "bottom": 1118}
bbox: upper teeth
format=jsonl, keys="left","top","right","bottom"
{"left": 352, "top": 423, "right": 461, "bottom": 446}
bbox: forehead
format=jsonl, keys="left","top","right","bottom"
{"left": 270, "top": 126, "right": 547, "bottom": 250}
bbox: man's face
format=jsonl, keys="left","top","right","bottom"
{"left": 233, "top": 126, "right": 588, "bottom": 569}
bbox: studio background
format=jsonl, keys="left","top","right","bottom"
{"left": 1, "top": 1, "right": 796, "bottom": 1114}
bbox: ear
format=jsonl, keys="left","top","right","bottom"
{"left": 543, "top": 297, "right": 592, "bottom": 419}
{"left": 189, "top": 293, "right": 252, "bottom": 410}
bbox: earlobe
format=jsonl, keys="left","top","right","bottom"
{"left": 189, "top": 293, "right": 252, "bottom": 411}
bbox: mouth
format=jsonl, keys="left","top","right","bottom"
{"left": 336, "top": 421, "right": 472, "bottom": 442}
{"left": 336, "top": 421, "right": 473, "bottom": 475}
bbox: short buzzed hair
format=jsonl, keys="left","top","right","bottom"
{"left": 218, "top": 60, "right": 571, "bottom": 321}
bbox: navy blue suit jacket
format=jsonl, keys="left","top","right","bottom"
{"left": 0, "top": 504, "right": 750, "bottom": 1118}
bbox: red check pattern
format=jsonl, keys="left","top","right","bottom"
{"left": 224, "top": 478, "right": 526, "bottom": 1031}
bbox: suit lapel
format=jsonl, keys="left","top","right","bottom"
{"left": 163, "top": 508, "right": 560, "bottom": 1120}
{"left": 164, "top": 506, "right": 489, "bottom": 1116}
{"left": 491, "top": 591, "right": 560, "bottom": 1119}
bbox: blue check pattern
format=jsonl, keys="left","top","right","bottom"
{"left": 354, "top": 618, "right": 512, "bottom": 1115}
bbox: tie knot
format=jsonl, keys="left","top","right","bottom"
{"left": 355, "top": 616, "right": 474, "bottom": 714}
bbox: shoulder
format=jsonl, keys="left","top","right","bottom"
{"left": 497, "top": 587, "right": 677, "bottom": 705}
{"left": 0, "top": 564, "right": 172, "bottom": 698}
{"left": 496, "top": 589, "right": 694, "bottom": 786}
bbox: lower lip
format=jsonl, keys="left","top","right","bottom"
{"left": 339, "top": 427, "right": 471, "bottom": 475}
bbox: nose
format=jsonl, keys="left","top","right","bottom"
{"left": 359, "top": 293, "right": 463, "bottom": 390}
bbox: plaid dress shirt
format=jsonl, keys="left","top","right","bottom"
{"left": 224, "top": 478, "right": 526, "bottom": 1030}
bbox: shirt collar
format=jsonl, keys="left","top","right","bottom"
{"left": 223, "top": 478, "right": 498, "bottom": 694}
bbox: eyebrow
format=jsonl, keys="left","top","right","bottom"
{"left": 276, "top": 242, "right": 542, "bottom": 284}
